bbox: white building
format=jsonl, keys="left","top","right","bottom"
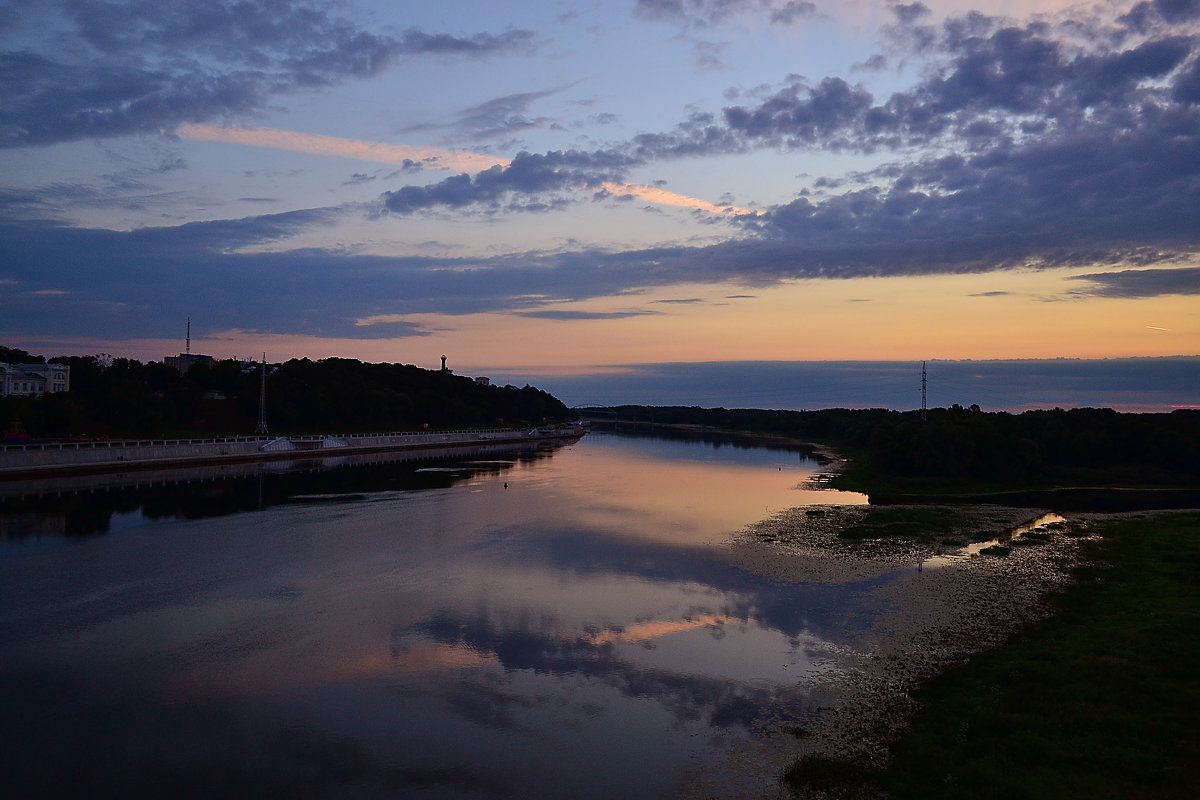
{"left": 0, "top": 362, "right": 71, "bottom": 397}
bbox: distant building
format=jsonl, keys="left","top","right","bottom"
{"left": 0, "top": 362, "right": 70, "bottom": 397}
{"left": 475, "top": 376, "right": 490, "bottom": 386}
{"left": 165, "top": 353, "right": 214, "bottom": 374}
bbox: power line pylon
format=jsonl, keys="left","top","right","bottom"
{"left": 255, "top": 353, "right": 268, "bottom": 436}
{"left": 921, "top": 361, "right": 928, "bottom": 422}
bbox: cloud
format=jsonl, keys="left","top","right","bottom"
{"left": 1068, "top": 266, "right": 1200, "bottom": 297}
{"left": 691, "top": 39, "right": 730, "bottom": 71}
{"left": 176, "top": 125, "right": 754, "bottom": 217}
{"left": 0, "top": 1, "right": 535, "bottom": 148}
{"left": 890, "top": 3, "right": 933, "bottom": 26}
{"left": 625, "top": 8, "right": 1198, "bottom": 164}
{"left": 633, "top": 0, "right": 821, "bottom": 28}
{"left": 393, "top": 27, "right": 536, "bottom": 58}
{"left": 2, "top": 206, "right": 1197, "bottom": 346}
{"left": 380, "top": 151, "right": 610, "bottom": 214}
{"left": 1121, "top": 0, "right": 1200, "bottom": 31}
{"left": 412, "top": 87, "right": 571, "bottom": 142}
{"left": 6, "top": 4, "right": 1200, "bottom": 344}
{"left": 178, "top": 124, "right": 508, "bottom": 173}
{"left": 598, "top": 182, "right": 755, "bottom": 215}
{"left": 348, "top": 315, "right": 434, "bottom": 336}
{"left": 379, "top": 149, "right": 649, "bottom": 215}
{"left": 770, "top": 2, "right": 820, "bottom": 25}
{"left": 514, "top": 310, "right": 663, "bottom": 320}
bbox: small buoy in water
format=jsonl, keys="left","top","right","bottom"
{"left": 503, "top": 482, "right": 508, "bottom": 489}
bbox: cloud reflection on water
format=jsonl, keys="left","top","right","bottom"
{"left": 0, "top": 432, "right": 878, "bottom": 799}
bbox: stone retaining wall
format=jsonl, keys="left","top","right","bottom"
{"left": 0, "top": 428, "right": 565, "bottom": 476}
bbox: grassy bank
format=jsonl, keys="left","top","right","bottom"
{"left": 783, "top": 511, "right": 1200, "bottom": 798}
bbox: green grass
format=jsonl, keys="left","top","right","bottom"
{"left": 838, "top": 507, "right": 965, "bottom": 541}
{"left": 781, "top": 755, "right": 883, "bottom": 797}
{"left": 836, "top": 506, "right": 1017, "bottom": 545}
{"left": 784, "top": 512, "right": 1200, "bottom": 799}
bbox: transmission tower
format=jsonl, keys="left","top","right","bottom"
{"left": 921, "top": 361, "right": 928, "bottom": 422}
{"left": 255, "top": 353, "right": 268, "bottom": 436}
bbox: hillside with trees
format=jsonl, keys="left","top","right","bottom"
{"left": 1, "top": 346, "right": 571, "bottom": 439}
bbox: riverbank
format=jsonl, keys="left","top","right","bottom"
{"left": 681, "top": 503, "right": 1080, "bottom": 798}
{"left": 687, "top": 506, "right": 1199, "bottom": 799}
{"left": 879, "top": 510, "right": 1200, "bottom": 799}
{"left": 0, "top": 425, "right": 585, "bottom": 479}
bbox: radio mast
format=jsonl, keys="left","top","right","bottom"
{"left": 255, "top": 353, "right": 268, "bottom": 436}
{"left": 921, "top": 361, "right": 928, "bottom": 422}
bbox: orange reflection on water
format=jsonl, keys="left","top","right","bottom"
{"left": 391, "top": 641, "right": 500, "bottom": 672}
{"left": 562, "top": 440, "right": 865, "bottom": 545}
{"left": 179, "top": 640, "right": 498, "bottom": 695}
{"left": 580, "top": 614, "right": 735, "bottom": 646}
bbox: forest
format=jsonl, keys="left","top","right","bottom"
{"left": 589, "top": 403, "right": 1200, "bottom": 490}
{"left": 1, "top": 346, "right": 571, "bottom": 439}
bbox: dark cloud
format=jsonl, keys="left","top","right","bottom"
{"left": 381, "top": 150, "right": 633, "bottom": 215}
{"left": 1121, "top": 0, "right": 1200, "bottom": 31}
{"left": 395, "top": 27, "right": 536, "bottom": 57}
{"left": 890, "top": 3, "right": 932, "bottom": 26}
{"left": 630, "top": 12, "right": 1198, "bottom": 158}
{"left": 633, "top": 0, "right": 818, "bottom": 28}
{"left": 721, "top": 76, "right": 874, "bottom": 147}
{"left": 408, "top": 87, "right": 568, "bottom": 142}
{"left": 1068, "top": 266, "right": 1200, "bottom": 297}
{"left": 0, "top": 1, "right": 535, "bottom": 148}
{"left": 770, "top": 2, "right": 819, "bottom": 26}
{"left": 2, "top": 203, "right": 1198, "bottom": 345}
{"left": 608, "top": 11, "right": 1200, "bottom": 276}
{"left": 0, "top": 213, "right": 686, "bottom": 339}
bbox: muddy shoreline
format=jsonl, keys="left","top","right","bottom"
{"left": 682, "top": 503, "right": 1093, "bottom": 799}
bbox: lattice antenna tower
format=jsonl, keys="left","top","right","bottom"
{"left": 921, "top": 360, "right": 928, "bottom": 422}
{"left": 186, "top": 317, "right": 191, "bottom": 355}
{"left": 255, "top": 352, "right": 269, "bottom": 436}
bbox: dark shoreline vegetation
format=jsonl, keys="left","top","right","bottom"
{"left": 581, "top": 404, "right": 1200, "bottom": 496}
{"left": 1, "top": 346, "right": 570, "bottom": 439}
{"left": 783, "top": 512, "right": 1200, "bottom": 799}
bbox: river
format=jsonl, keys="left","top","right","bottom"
{"left": 0, "top": 431, "right": 869, "bottom": 799}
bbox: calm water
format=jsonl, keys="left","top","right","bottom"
{"left": 0, "top": 432, "right": 868, "bottom": 799}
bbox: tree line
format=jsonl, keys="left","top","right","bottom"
{"left": 2, "top": 346, "right": 571, "bottom": 439}
{"left": 590, "top": 403, "right": 1200, "bottom": 487}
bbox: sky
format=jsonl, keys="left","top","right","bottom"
{"left": 2, "top": 0, "right": 1199, "bottom": 410}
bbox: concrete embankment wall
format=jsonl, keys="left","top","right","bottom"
{"left": 0, "top": 428, "right": 558, "bottom": 477}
